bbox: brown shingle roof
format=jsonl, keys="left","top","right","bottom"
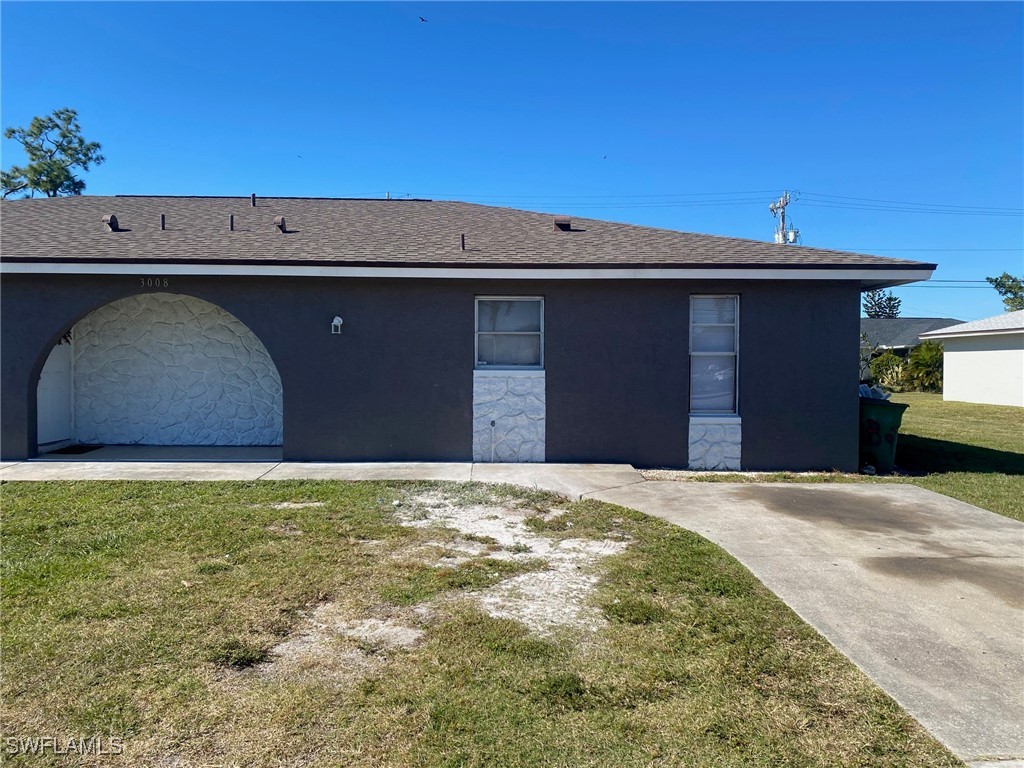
{"left": 0, "top": 195, "right": 934, "bottom": 270}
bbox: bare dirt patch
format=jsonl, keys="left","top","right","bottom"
{"left": 253, "top": 488, "right": 632, "bottom": 687}
{"left": 253, "top": 603, "right": 426, "bottom": 686}
{"left": 397, "top": 490, "right": 630, "bottom": 635}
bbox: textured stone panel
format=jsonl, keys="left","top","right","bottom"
{"left": 689, "top": 420, "right": 741, "bottom": 470}
{"left": 72, "top": 293, "right": 283, "bottom": 446}
{"left": 473, "top": 373, "right": 545, "bottom": 462}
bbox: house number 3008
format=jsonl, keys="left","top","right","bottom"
{"left": 139, "top": 277, "right": 170, "bottom": 288}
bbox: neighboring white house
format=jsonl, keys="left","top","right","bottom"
{"left": 919, "top": 311, "right": 1024, "bottom": 407}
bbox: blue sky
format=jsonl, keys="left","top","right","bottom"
{"left": 2, "top": 1, "right": 1021, "bottom": 320}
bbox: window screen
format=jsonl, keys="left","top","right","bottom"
{"left": 476, "top": 298, "right": 544, "bottom": 369}
{"left": 690, "top": 296, "right": 738, "bottom": 414}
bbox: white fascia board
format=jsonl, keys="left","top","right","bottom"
{"left": 0, "top": 261, "right": 936, "bottom": 283}
{"left": 920, "top": 328, "right": 1024, "bottom": 340}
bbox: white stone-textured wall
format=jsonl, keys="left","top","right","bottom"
{"left": 72, "top": 293, "right": 283, "bottom": 446}
{"left": 688, "top": 421, "right": 741, "bottom": 470}
{"left": 473, "top": 373, "right": 545, "bottom": 462}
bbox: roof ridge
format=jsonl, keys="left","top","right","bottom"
{"left": 111, "top": 194, "right": 434, "bottom": 202}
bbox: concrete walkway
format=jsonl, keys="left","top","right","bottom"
{"left": 2, "top": 455, "right": 1021, "bottom": 765}
{"left": 0, "top": 452, "right": 645, "bottom": 497}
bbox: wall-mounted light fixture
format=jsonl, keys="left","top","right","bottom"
{"left": 331, "top": 316, "right": 344, "bottom": 334}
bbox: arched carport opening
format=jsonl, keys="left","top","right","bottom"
{"left": 35, "top": 293, "right": 283, "bottom": 452}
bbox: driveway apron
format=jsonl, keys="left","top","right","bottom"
{"left": 589, "top": 481, "right": 1024, "bottom": 765}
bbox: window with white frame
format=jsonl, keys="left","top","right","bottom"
{"left": 689, "top": 295, "right": 738, "bottom": 414}
{"left": 475, "top": 297, "right": 544, "bottom": 369}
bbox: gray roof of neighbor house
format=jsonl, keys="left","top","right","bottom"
{"left": 919, "top": 310, "right": 1024, "bottom": 339}
{"left": 861, "top": 317, "right": 965, "bottom": 349}
{"left": 0, "top": 195, "right": 936, "bottom": 274}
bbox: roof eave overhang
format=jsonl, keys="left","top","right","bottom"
{"left": 856, "top": 273, "right": 934, "bottom": 290}
{"left": 0, "top": 259, "right": 937, "bottom": 286}
{"left": 920, "top": 328, "right": 1024, "bottom": 340}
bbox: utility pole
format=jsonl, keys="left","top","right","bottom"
{"left": 769, "top": 191, "right": 801, "bottom": 245}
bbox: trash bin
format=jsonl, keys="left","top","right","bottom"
{"left": 859, "top": 397, "right": 909, "bottom": 475}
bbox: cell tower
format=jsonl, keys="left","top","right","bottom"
{"left": 769, "top": 191, "right": 801, "bottom": 245}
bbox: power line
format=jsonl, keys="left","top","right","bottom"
{"left": 801, "top": 201, "right": 1021, "bottom": 217}
{"left": 417, "top": 190, "right": 778, "bottom": 200}
{"left": 390, "top": 189, "right": 1024, "bottom": 221}
{"left": 441, "top": 198, "right": 770, "bottom": 208}
{"left": 445, "top": 197, "right": 1022, "bottom": 216}
{"left": 835, "top": 248, "right": 1022, "bottom": 252}
{"left": 418, "top": 189, "right": 1022, "bottom": 212}
{"left": 456, "top": 197, "right": 1022, "bottom": 216}
{"left": 528, "top": 200, "right": 768, "bottom": 209}
{"left": 802, "top": 191, "right": 1023, "bottom": 213}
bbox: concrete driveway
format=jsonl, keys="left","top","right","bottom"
{"left": 589, "top": 482, "right": 1024, "bottom": 767}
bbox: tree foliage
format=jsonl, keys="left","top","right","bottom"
{"left": 904, "top": 340, "right": 944, "bottom": 393}
{"left": 862, "top": 289, "right": 902, "bottom": 318}
{"left": 1, "top": 108, "right": 104, "bottom": 199}
{"left": 985, "top": 273, "right": 1024, "bottom": 312}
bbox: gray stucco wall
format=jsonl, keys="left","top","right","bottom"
{"left": 0, "top": 274, "right": 861, "bottom": 470}
{"left": 738, "top": 282, "right": 861, "bottom": 470}
{"left": 544, "top": 281, "right": 690, "bottom": 466}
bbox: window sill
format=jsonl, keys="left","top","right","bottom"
{"left": 689, "top": 415, "right": 741, "bottom": 424}
{"left": 474, "top": 369, "right": 545, "bottom": 377}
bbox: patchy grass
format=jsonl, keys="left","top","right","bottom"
{"left": 207, "top": 637, "right": 271, "bottom": 669}
{"left": 0, "top": 480, "right": 959, "bottom": 767}
{"left": 646, "top": 394, "right": 1024, "bottom": 521}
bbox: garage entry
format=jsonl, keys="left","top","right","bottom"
{"left": 36, "top": 293, "right": 283, "bottom": 449}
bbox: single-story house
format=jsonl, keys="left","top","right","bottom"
{"left": 919, "top": 311, "right": 1024, "bottom": 407}
{"left": 859, "top": 316, "right": 963, "bottom": 379}
{"left": 861, "top": 317, "right": 964, "bottom": 352}
{"left": 0, "top": 195, "right": 935, "bottom": 470}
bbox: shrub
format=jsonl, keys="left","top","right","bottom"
{"left": 859, "top": 332, "right": 879, "bottom": 383}
{"left": 904, "top": 340, "right": 944, "bottom": 392}
{"left": 870, "top": 350, "right": 906, "bottom": 391}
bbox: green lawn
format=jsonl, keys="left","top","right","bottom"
{"left": 0, "top": 481, "right": 959, "bottom": 767}
{"left": 658, "top": 394, "right": 1024, "bottom": 522}
{"left": 888, "top": 393, "right": 1024, "bottom": 520}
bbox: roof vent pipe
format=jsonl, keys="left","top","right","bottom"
{"left": 251, "top": 193, "right": 256, "bottom": 207}
{"left": 160, "top": 214, "right": 166, "bottom": 231}
{"left": 229, "top": 214, "right": 235, "bottom": 232}
{"left": 553, "top": 216, "right": 571, "bottom": 232}
{"left": 102, "top": 214, "right": 120, "bottom": 232}
{"left": 274, "top": 216, "right": 287, "bottom": 233}
{"left": 460, "top": 233, "right": 466, "bottom": 251}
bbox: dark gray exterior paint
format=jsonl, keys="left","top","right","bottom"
{"left": 739, "top": 282, "right": 860, "bottom": 470}
{"left": 0, "top": 274, "right": 861, "bottom": 470}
